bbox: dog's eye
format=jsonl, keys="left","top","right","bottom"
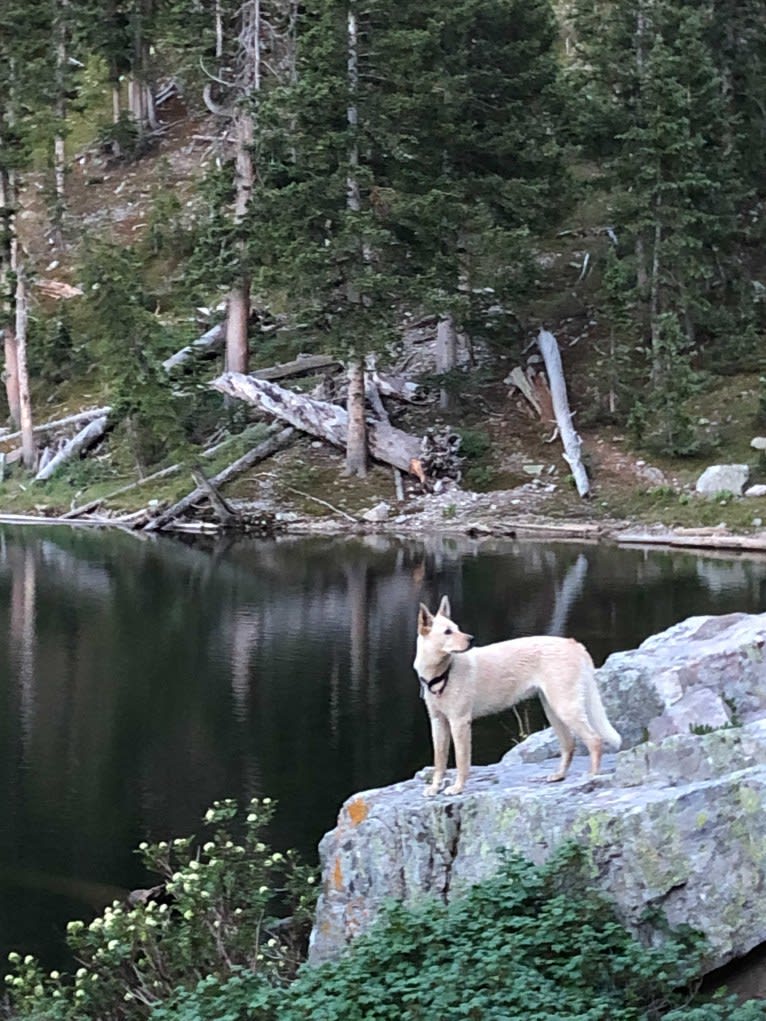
{"left": 444, "top": 627, "right": 452, "bottom": 635}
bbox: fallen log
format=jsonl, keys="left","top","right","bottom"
{"left": 369, "top": 370, "right": 421, "bottom": 403}
{"left": 162, "top": 321, "right": 227, "bottom": 373}
{"left": 34, "top": 416, "right": 109, "bottom": 482}
{"left": 145, "top": 426, "right": 295, "bottom": 532}
{"left": 365, "top": 377, "right": 406, "bottom": 501}
{"left": 251, "top": 354, "right": 341, "bottom": 382}
{"left": 0, "top": 406, "right": 111, "bottom": 444}
{"left": 62, "top": 463, "right": 182, "bottom": 519}
{"left": 211, "top": 372, "right": 422, "bottom": 475}
{"left": 536, "top": 329, "right": 590, "bottom": 498}
{"left": 189, "top": 464, "right": 238, "bottom": 525}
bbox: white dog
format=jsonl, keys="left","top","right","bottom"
{"left": 413, "top": 596, "right": 621, "bottom": 796}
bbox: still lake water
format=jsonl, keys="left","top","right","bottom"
{"left": 2, "top": 525, "right": 766, "bottom": 963}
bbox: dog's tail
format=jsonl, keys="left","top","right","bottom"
{"left": 582, "top": 659, "right": 622, "bottom": 750}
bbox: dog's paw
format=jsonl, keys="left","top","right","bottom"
{"left": 443, "top": 783, "right": 464, "bottom": 796}
{"left": 423, "top": 784, "right": 440, "bottom": 797}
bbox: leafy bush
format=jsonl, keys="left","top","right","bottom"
{"left": 6, "top": 836, "right": 764, "bottom": 1021}
{"left": 455, "top": 428, "right": 492, "bottom": 461}
{"left": 151, "top": 844, "right": 766, "bottom": 1021}
{"left": 2, "top": 799, "right": 317, "bottom": 1021}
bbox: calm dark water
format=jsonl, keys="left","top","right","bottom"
{"left": 2, "top": 526, "right": 766, "bottom": 963}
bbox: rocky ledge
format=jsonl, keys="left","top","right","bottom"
{"left": 309, "top": 611, "right": 766, "bottom": 971}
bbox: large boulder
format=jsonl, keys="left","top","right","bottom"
{"left": 309, "top": 612, "right": 766, "bottom": 971}
{"left": 695, "top": 464, "right": 750, "bottom": 496}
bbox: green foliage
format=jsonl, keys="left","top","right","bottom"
{"left": 628, "top": 314, "right": 705, "bottom": 457}
{"left": 75, "top": 239, "right": 185, "bottom": 470}
{"left": 96, "top": 112, "right": 148, "bottom": 163}
{"left": 572, "top": 0, "right": 765, "bottom": 397}
{"left": 456, "top": 428, "right": 492, "bottom": 461}
{"left": 7, "top": 838, "right": 765, "bottom": 1021}
{"left": 150, "top": 844, "right": 765, "bottom": 1021}
{"left": 3, "top": 798, "right": 317, "bottom": 1021}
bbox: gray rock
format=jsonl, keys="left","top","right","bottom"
{"left": 695, "top": 464, "right": 750, "bottom": 496}
{"left": 750, "top": 437, "right": 766, "bottom": 450}
{"left": 745, "top": 485, "right": 766, "bottom": 498}
{"left": 309, "top": 611, "right": 766, "bottom": 971}
{"left": 362, "top": 501, "right": 390, "bottom": 522}
{"left": 637, "top": 465, "right": 667, "bottom": 486}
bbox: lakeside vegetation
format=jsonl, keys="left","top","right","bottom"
{"left": 3, "top": 812, "right": 765, "bottom": 1021}
{"left": 0, "top": 0, "right": 763, "bottom": 522}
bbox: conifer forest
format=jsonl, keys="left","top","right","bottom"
{"left": 0, "top": 0, "right": 765, "bottom": 529}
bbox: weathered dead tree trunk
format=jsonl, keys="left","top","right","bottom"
{"left": 63, "top": 462, "right": 180, "bottom": 518}
{"left": 252, "top": 354, "right": 341, "bottom": 382}
{"left": 162, "top": 321, "right": 227, "bottom": 373}
{"left": 3, "top": 328, "right": 20, "bottom": 426}
{"left": 34, "top": 415, "right": 108, "bottom": 482}
{"left": 435, "top": 314, "right": 457, "bottom": 410}
{"left": 145, "top": 426, "right": 295, "bottom": 532}
{"left": 212, "top": 372, "right": 422, "bottom": 474}
{"left": 2, "top": 406, "right": 111, "bottom": 442}
{"left": 15, "top": 267, "right": 35, "bottom": 470}
{"left": 536, "top": 329, "right": 590, "bottom": 498}
{"left": 345, "top": 359, "right": 367, "bottom": 477}
{"left": 190, "top": 464, "right": 238, "bottom": 525}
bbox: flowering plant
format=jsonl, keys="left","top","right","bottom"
{"left": 3, "top": 798, "right": 317, "bottom": 1020}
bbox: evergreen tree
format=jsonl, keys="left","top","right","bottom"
{"left": 572, "top": 0, "right": 760, "bottom": 451}
{"left": 0, "top": 0, "right": 55, "bottom": 462}
{"left": 77, "top": 240, "right": 184, "bottom": 471}
{"left": 247, "top": 0, "right": 567, "bottom": 411}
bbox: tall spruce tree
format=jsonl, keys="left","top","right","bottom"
{"left": 572, "top": 0, "right": 756, "bottom": 453}
{"left": 246, "top": 0, "right": 567, "bottom": 467}
{"left": 373, "top": 0, "right": 569, "bottom": 353}
{"left": 0, "top": 0, "right": 55, "bottom": 463}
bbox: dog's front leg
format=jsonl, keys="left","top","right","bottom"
{"left": 444, "top": 717, "right": 471, "bottom": 796}
{"left": 424, "top": 713, "right": 450, "bottom": 796}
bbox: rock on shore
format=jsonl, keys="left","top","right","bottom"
{"left": 309, "top": 611, "right": 766, "bottom": 970}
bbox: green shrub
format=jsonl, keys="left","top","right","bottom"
{"left": 7, "top": 839, "right": 764, "bottom": 1021}
{"left": 152, "top": 844, "right": 765, "bottom": 1021}
{"left": 455, "top": 428, "right": 492, "bottom": 461}
{"left": 2, "top": 799, "right": 316, "bottom": 1021}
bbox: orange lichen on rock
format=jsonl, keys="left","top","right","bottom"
{"left": 346, "top": 797, "right": 369, "bottom": 827}
{"left": 332, "top": 856, "right": 344, "bottom": 891}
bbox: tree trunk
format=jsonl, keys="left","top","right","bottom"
{"left": 162, "top": 320, "right": 227, "bottom": 372}
{"left": 345, "top": 358, "right": 367, "bottom": 477}
{"left": 34, "top": 415, "right": 108, "bottom": 482}
{"left": 536, "top": 329, "right": 590, "bottom": 498}
{"left": 435, "top": 314, "right": 458, "bottom": 410}
{"left": 145, "top": 426, "right": 295, "bottom": 531}
{"left": 225, "top": 277, "right": 250, "bottom": 374}
{"left": 212, "top": 372, "right": 422, "bottom": 474}
{"left": 649, "top": 195, "right": 663, "bottom": 383}
{"left": 53, "top": 0, "right": 69, "bottom": 224}
{"left": 14, "top": 266, "right": 35, "bottom": 470}
{"left": 225, "top": 106, "right": 255, "bottom": 375}
{"left": 3, "top": 327, "right": 20, "bottom": 426}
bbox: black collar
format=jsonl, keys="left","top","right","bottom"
{"left": 419, "top": 665, "right": 450, "bottom": 697}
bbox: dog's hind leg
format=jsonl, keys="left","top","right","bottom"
{"left": 424, "top": 712, "right": 451, "bottom": 797}
{"left": 538, "top": 694, "right": 575, "bottom": 782}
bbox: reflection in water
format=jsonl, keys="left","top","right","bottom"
{"left": 1, "top": 526, "right": 766, "bottom": 963}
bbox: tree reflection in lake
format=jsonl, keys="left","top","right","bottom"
{"left": 1, "top": 526, "right": 766, "bottom": 963}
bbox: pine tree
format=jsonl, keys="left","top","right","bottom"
{"left": 0, "top": 0, "right": 55, "bottom": 463}
{"left": 572, "top": 0, "right": 757, "bottom": 451}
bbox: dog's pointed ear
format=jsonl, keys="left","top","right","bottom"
{"left": 418, "top": 603, "right": 433, "bottom": 635}
{"left": 437, "top": 595, "right": 451, "bottom": 618}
